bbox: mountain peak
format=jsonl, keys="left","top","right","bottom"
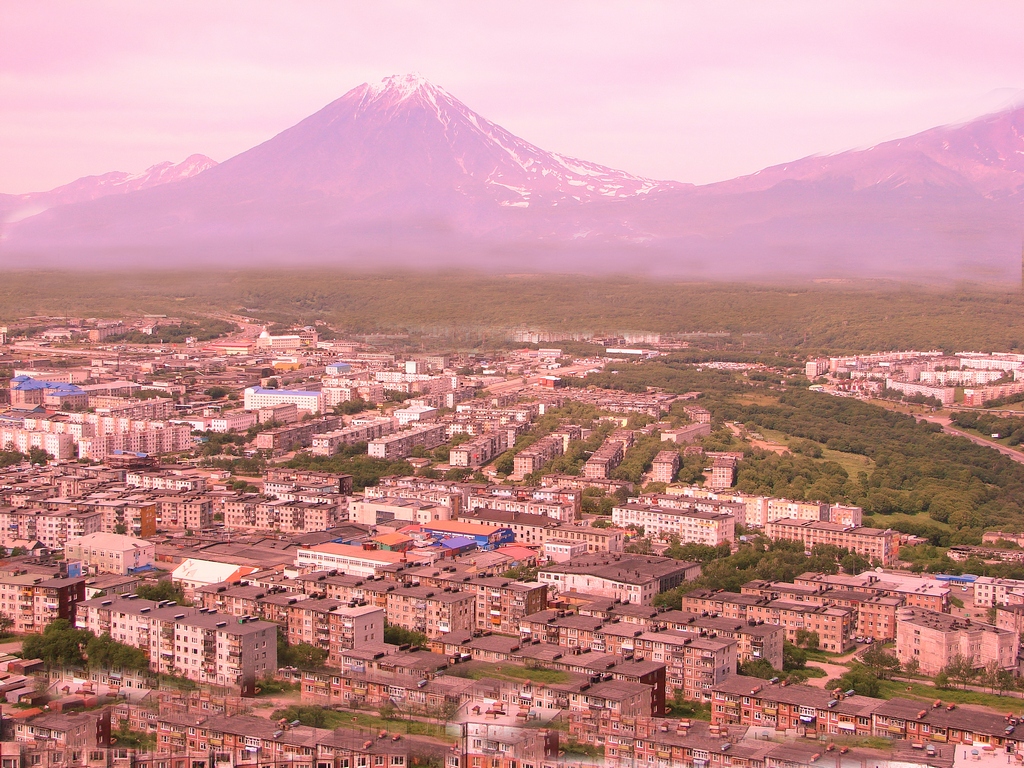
{"left": 367, "top": 73, "right": 438, "bottom": 98}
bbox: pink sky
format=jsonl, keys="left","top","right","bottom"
{"left": 2, "top": 1, "right": 1023, "bottom": 193}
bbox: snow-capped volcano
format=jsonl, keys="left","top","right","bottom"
{"left": 177, "top": 73, "right": 681, "bottom": 209}
{"left": 3, "top": 75, "right": 1024, "bottom": 282}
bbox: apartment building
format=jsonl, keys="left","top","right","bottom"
{"left": 125, "top": 470, "right": 208, "bottom": 492}
{"left": 376, "top": 584, "right": 475, "bottom": 638}
{"left": 539, "top": 554, "right": 699, "bottom": 605}
{"left": 310, "top": 418, "right": 396, "bottom": 456}
{"left": 0, "top": 427, "right": 76, "bottom": 460}
{"left": 519, "top": 609, "right": 606, "bottom": 650}
{"left": 583, "top": 439, "right": 626, "bottom": 479}
{"left": 243, "top": 386, "right": 323, "bottom": 414}
{"left": 76, "top": 595, "right": 197, "bottom": 674}
{"left": 174, "top": 613, "right": 277, "bottom": 695}
{"left": 611, "top": 503, "right": 734, "bottom": 545}
{"left": 467, "top": 576, "right": 547, "bottom": 635}
{"left": 349, "top": 497, "right": 451, "bottom": 526}
{"left": 252, "top": 499, "right": 342, "bottom": 532}
{"left": 399, "top": 567, "right": 547, "bottom": 635}
{"left": 794, "top": 570, "right": 949, "bottom": 613}
{"left": 655, "top": 610, "right": 785, "bottom": 669}
{"left": 512, "top": 435, "right": 564, "bottom": 479}
{"left": 466, "top": 494, "right": 577, "bottom": 523}
{"left": 632, "top": 630, "right": 736, "bottom": 702}
{"left": 35, "top": 509, "right": 104, "bottom": 551}
{"left": 764, "top": 519, "right": 896, "bottom": 565}
{"left": 0, "top": 573, "right": 85, "bottom": 633}
{"left": 76, "top": 423, "right": 192, "bottom": 461}
{"left": 286, "top": 598, "right": 385, "bottom": 658}
{"left": 708, "top": 456, "right": 738, "bottom": 489}
{"left": 650, "top": 450, "right": 680, "bottom": 483}
{"left": 972, "top": 576, "right": 1024, "bottom": 607}
{"left": 896, "top": 607, "right": 1018, "bottom": 675}
{"left": 681, "top": 589, "right": 855, "bottom": 652}
{"left": 154, "top": 493, "right": 214, "bottom": 531}
{"left": 91, "top": 498, "right": 158, "bottom": 537}
{"left": 65, "top": 532, "right": 154, "bottom": 575}
{"left": 367, "top": 423, "right": 447, "bottom": 459}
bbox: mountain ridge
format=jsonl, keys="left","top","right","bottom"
{"left": 2, "top": 75, "right": 1022, "bottom": 282}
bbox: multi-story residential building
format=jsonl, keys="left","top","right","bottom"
{"left": 631, "top": 630, "right": 736, "bottom": 702}
{"left": 376, "top": 584, "right": 475, "bottom": 638}
{"left": 650, "top": 450, "right": 680, "bottom": 483}
{"left": 466, "top": 494, "right": 577, "bottom": 523}
{"left": 681, "top": 589, "right": 855, "bottom": 652}
{"left": 895, "top": 607, "right": 1018, "bottom": 675}
{"left": 243, "top": 385, "right": 323, "bottom": 414}
{"left": 539, "top": 554, "right": 699, "bottom": 605}
{"left": 35, "top": 509, "right": 104, "bottom": 551}
{"left": 154, "top": 493, "right": 214, "bottom": 531}
{"left": 252, "top": 499, "right": 342, "bottom": 532}
{"left": 512, "top": 435, "right": 564, "bottom": 479}
{"left": 793, "top": 570, "right": 949, "bottom": 612}
{"left": 367, "top": 423, "right": 447, "bottom": 459}
{"left": 708, "top": 456, "right": 738, "bottom": 489}
{"left": 310, "top": 418, "right": 396, "bottom": 456}
{"left": 349, "top": 497, "right": 452, "bottom": 526}
{"left": 0, "top": 573, "right": 85, "bottom": 633}
{"left": 972, "top": 576, "right": 1024, "bottom": 607}
{"left": 519, "top": 609, "right": 606, "bottom": 650}
{"left": 583, "top": 438, "right": 626, "bottom": 479}
{"left": 611, "top": 503, "right": 734, "bottom": 545}
{"left": 65, "top": 532, "right": 154, "bottom": 575}
{"left": 764, "top": 519, "right": 896, "bottom": 565}
{"left": 0, "top": 427, "right": 76, "bottom": 459}
{"left": 172, "top": 613, "right": 277, "bottom": 695}
{"left": 125, "top": 470, "right": 208, "bottom": 492}
{"left": 76, "top": 595, "right": 198, "bottom": 675}
{"left": 466, "top": 576, "right": 548, "bottom": 635}
{"left": 740, "top": 580, "right": 901, "bottom": 642}
{"left": 654, "top": 610, "right": 785, "bottom": 669}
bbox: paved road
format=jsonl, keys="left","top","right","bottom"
{"left": 917, "top": 414, "right": 1024, "bottom": 465}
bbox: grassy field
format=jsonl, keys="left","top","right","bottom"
{"left": 875, "top": 679, "right": 1023, "bottom": 713}
{"left": 3, "top": 271, "right": 1024, "bottom": 352}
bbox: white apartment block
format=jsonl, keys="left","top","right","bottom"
{"left": 0, "top": 428, "right": 75, "bottom": 460}
{"left": 243, "top": 386, "right": 323, "bottom": 415}
{"left": 612, "top": 503, "right": 734, "bottom": 545}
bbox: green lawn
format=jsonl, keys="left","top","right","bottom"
{"left": 449, "top": 663, "right": 570, "bottom": 684}
{"left": 874, "top": 679, "right": 1022, "bottom": 713}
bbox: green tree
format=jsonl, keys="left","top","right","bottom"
{"left": 825, "top": 664, "right": 880, "bottom": 697}
{"left": 22, "top": 619, "right": 89, "bottom": 668}
{"left": 28, "top": 447, "right": 52, "bottom": 465}
{"left": 943, "top": 653, "right": 977, "bottom": 690}
{"left": 384, "top": 625, "right": 428, "bottom": 648}
{"left": 860, "top": 644, "right": 901, "bottom": 680}
{"left": 782, "top": 642, "right": 807, "bottom": 671}
{"left": 135, "top": 580, "right": 190, "bottom": 606}
{"left": 793, "top": 629, "right": 820, "bottom": 650}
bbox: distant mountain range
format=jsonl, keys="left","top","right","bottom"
{"left": 2, "top": 74, "right": 1022, "bottom": 282}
